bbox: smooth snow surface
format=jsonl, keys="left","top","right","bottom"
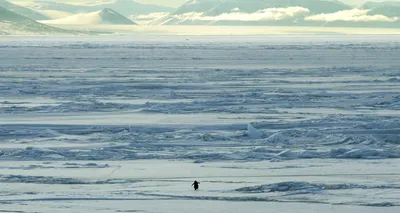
{"left": 0, "top": 35, "right": 399, "bottom": 212}
{"left": 40, "top": 8, "right": 136, "bottom": 25}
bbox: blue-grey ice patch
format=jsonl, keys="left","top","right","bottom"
{"left": 168, "top": 90, "right": 178, "bottom": 99}
{"left": 235, "top": 181, "right": 400, "bottom": 194}
{"left": 264, "top": 132, "right": 295, "bottom": 145}
{"left": 247, "top": 124, "right": 262, "bottom": 139}
{"left": 195, "top": 133, "right": 231, "bottom": 141}
{"left": 363, "top": 202, "right": 397, "bottom": 207}
{"left": 63, "top": 162, "right": 110, "bottom": 168}
{"left": 10, "top": 147, "right": 65, "bottom": 160}
{"left": 0, "top": 175, "right": 140, "bottom": 185}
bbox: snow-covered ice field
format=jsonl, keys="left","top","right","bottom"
{"left": 0, "top": 35, "right": 399, "bottom": 212}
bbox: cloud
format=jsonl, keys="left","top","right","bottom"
{"left": 144, "top": 7, "right": 399, "bottom": 25}
{"left": 132, "top": 12, "right": 170, "bottom": 21}
{"left": 231, "top": 8, "right": 240, "bottom": 12}
{"left": 153, "top": 7, "right": 310, "bottom": 23}
{"left": 199, "top": 7, "right": 310, "bottom": 21}
{"left": 172, "top": 12, "right": 204, "bottom": 21}
{"left": 305, "top": 9, "right": 399, "bottom": 22}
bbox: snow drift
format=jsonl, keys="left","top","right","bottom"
{"left": 235, "top": 181, "right": 400, "bottom": 194}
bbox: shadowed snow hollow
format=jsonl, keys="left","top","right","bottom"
{"left": 40, "top": 8, "right": 136, "bottom": 25}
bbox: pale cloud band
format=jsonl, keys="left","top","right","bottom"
{"left": 198, "top": 7, "right": 310, "bottom": 21}
{"left": 135, "top": 7, "right": 399, "bottom": 23}
{"left": 305, "top": 9, "right": 399, "bottom": 22}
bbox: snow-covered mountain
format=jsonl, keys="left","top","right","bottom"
{"left": 0, "top": 0, "right": 49, "bottom": 20}
{"left": 362, "top": 1, "right": 400, "bottom": 9}
{"left": 367, "top": 5, "right": 400, "bottom": 17}
{"left": 173, "top": 0, "right": 351, "bottom": 15}
{"left": 149, "top": 0, "right": 400, "bottom": 28}
{"left": 27, "top": 0, "right": 174, "bottom": 16}
{"left": 0, "top": 6, "right": 74, "bottom": 35}
{"left": 152, "top": 0, "right": 350, "bottom": 25}
{"left": 40, "top": 8, "right": 136, "bottom": 25}
{"left": 362, "top": 1, "right": 400, "bottom": 17}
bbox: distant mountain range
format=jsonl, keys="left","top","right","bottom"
{"left": 28, "top": 0, "right": 174, "bottom": 16}
{"left": 362, "top": 1, "right": 400, "bottom": 17}
{"left": 0, "top": 6, "right": 75, "bottom": 35}
{"left": 150, "top": 0, "right": 400, "bottom": 27}
{"left": 362, "top": 1, "right": 400, "bottom": 9}
{"left": 40, "top": 8, "right": 137, "bottom": 25}
{"left": 0, "top": 0, "right": 49, "bottom": 20}
{"left": 173, "top": 0, "right": 351, "bottom": 15}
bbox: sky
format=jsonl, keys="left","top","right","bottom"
{"left": 140, "top": 0, "right": 400, "bottom": 7}
{"left": 11, "top": 0, "right": 188, "bottom": 7}
{"left": 10, "top": 0, "right": 400, "bottom": 8}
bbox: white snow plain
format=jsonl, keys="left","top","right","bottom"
{"left": 0, "top": 35, "right": 399, "bottom": 212}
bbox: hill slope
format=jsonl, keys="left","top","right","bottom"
{"left": 0, "top": 0, "right": 49, "bottom": 20}
{"left": 27, "top": 0, "right": 174, "bottom": 16}
{"left": 40, "top": 8, "right": 136, "bottom": 25}
{"left": 367, "top": 5, "right": 400, "bottom": 17}
{"left": 362, "top": 1, "right": 400, "bottom": 9}
{"left": 0, "top": 6, "right": 75, "bottom": 35}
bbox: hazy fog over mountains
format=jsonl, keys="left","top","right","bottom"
{"left": 40, "top": 8, "right": 137, "bottom": 25}
{"left": 150, "top": 0, "right": 400, "bottom": 26}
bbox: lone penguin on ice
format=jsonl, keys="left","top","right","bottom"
{"left": 192, "top": 181, "right": 200, "bottom": 190}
